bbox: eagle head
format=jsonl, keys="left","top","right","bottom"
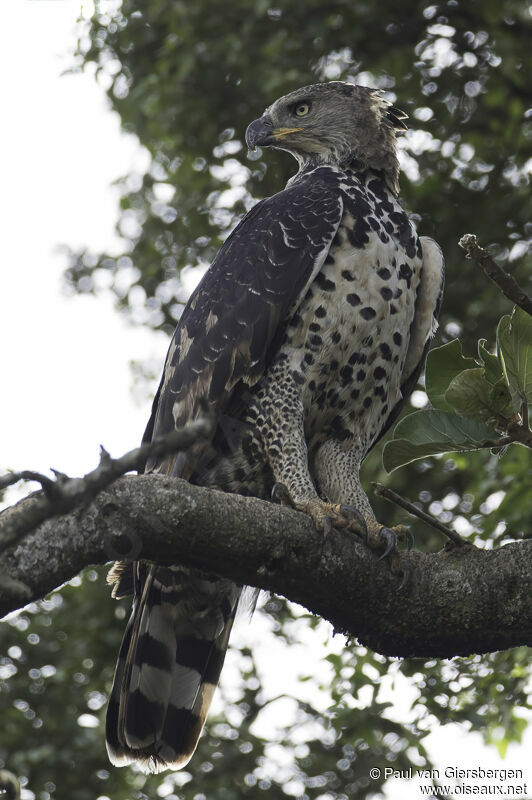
{"left": 245, "top": 81, "right": 407, "bottom": 193}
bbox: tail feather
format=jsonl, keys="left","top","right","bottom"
{"left": 106, "top": 563, "right": 240, "bottom": 773}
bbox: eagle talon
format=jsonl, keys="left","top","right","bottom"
{"left": 339, "top": 504, "right": 368, "bottom": 539}
{"left": 271, "top": 482, "right": 294, "bottom": 507}
{"left": 396, "top": 562, "right": 410, "bottom": 591}
{"left": 377, "top": 527, "right": 397, "bottom": 561}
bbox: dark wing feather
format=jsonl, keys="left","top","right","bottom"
{"left": 145, "top": 171, "right": 344, "bottom": 477}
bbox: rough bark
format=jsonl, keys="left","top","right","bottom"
{"left": 1, "top": 473, "right": 531, "bottom": 659}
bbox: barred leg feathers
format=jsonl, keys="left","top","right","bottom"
{"left": 106, "top": 564, "right": 240, "bottom": 773}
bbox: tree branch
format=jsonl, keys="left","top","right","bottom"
{"left": 459, "top": 233, "right": 532, "bottom": 316}
{"left": 371, "top": 482, "right": 467, "bottom": 547}
{"left": 0, "top": 417, "right": 212, "bottom": 551}
{"left": 1, "top": 473, "right": 531, "bottom": 659}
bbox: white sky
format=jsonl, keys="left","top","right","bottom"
{"left": 0, "top": 0, "right": 165, "bottom": 481}
{"left": 0, "top": 3, "right": 530, "bottom": 798}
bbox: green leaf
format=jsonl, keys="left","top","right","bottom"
{"left": 425, "top": 340, "right": 477, "bottom": 412}
{"left": 489, "top": 378, "right": 514, "bottom": 418}
{"left": 445, "top": 368, "right": 493, "bottom": 416}
{"left": 495, "top": 737, "right": 509, "bottom": 759}
{"left": 444, "top": 368, "right": 513, "bottom": 420}
{"left": 497, "top": 316, "right": 516, "bottom": 408}
{"left": 383, "top": 410, "right": 500, "bottom": 472}
{"left": 477, "top": 339, "right": 503, "bottom": 384}
{"left": 496, "top": 308, "right": 532, "bottom": 412}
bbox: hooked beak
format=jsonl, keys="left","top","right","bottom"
{"left": 245, "top": 115, "right": 303, "bottom": 150}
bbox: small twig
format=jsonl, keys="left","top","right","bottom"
{"left": 459, "top": 234, "right": 532, "bottom": 317}
{"left": 485, "top": 435, "right": 515, "bottom": 448}
{"left": 0, "top": 417, "right": 213, "bottom": 552}
{"left": 371, "top": 483, "right": 468, "bottom": 547}
{"left": 0, "top": 470, "right": 58, "bottom": 495}
{"left": 505, "top": 418, "right": 532, "bottom": 448}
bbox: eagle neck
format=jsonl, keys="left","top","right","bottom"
{"left": 288, "top": 156, "right": 399, "bottom": 197}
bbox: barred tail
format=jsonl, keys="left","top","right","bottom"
{"left": 106, "top": 563, "right": 240, "bottom": 773}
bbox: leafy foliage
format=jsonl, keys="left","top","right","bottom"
{"left": 3, "top": 0, "right": 532, "bottom": 797}
{"left": 425, "top": 339, "right": 478, "bottom": 413}
{"left": 384, "top": 306, "right": 532, "bottom": 470}
{"left": 67, "top": 0, "right": 532, "bottom": 341}
{"left": 0, "top": 576, "right": 432, "bottom": 800}
{"left": 498, "top": 307, "right": 532, "bottom": 412}
{"left": 382, "top": 408, "right": 499, "bottom": 471}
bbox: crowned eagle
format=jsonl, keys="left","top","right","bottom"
{"left": 106, "top": 81, "right": 444, "bottom": 773}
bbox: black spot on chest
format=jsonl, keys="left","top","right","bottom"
{"left": 398, "top": 262, "right": 414, "bottom": 289}
{"left": 314, "top": 272, "right": 335, "bottom": 292}
{"left": 340, "top": 365, "right": 353, "bottom": 383}
{"left": 346, "top": 222, "right": 370, "bottom": 249}
{"left": 379, "top": 343, "right": 392, "bottom": 361}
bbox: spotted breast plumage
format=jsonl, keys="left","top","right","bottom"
{"left": 106, "top": 81, "right": 444, "bottom": 773}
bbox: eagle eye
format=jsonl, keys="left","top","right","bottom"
{"left": 293, "top": 101, "right": 311, "bottom": 117}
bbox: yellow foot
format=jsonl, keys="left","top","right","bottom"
{"left": 365, "top": 520, "right": 412, "bottom": 556}
{"left": 365, "top": 520, "right": 411, "bottom": 589}
{"left": 271, "top": 485, "right": 366, "bottom": 535}
{"left": 270, "top": 485, "right": 411, "bottom": 587}
{"left": 297, "top": 498, "right": 369, "bottom": 539}
{"left": 304, "top": 496, "right": 411, "bottom": 589}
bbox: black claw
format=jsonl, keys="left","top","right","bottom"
{"left": 378, "top": 527, "right": 397, "bottom": 561}
{"left": 271, "top": 482, "right": 284, "bottom": 502}
{"left": 396, "top": 563, "right": 410, "bottom": 591}
{"left": 405, "top": 529, "right": 415, "bottom": 552}
{"left": 322, "top": 516, "right": 333, "bottom": 538}
{"left": 271, "top": 482, "right": 293, "bottom": 506}
{"left": 339, "top": 504, "right": 368, "bottom": 538}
